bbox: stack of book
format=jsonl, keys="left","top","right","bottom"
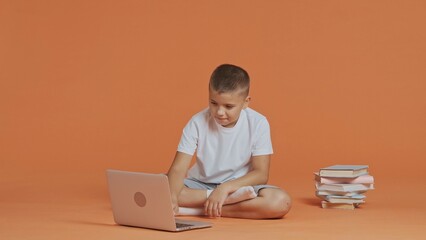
{"left": 315, "top": 165, "right": 374, "bottom": 210}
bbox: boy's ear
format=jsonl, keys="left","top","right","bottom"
{"left": 243, "top": 96, "right": 251, "bottom": 109}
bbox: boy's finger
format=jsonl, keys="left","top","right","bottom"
{"left": 214, "top": 202, "right": 221, "bottom": 217}
{"left": 205, "top": 201, "right": 213, "bottom": 217}
{"left": 207, "top": 201, "right": 219, "bottom": 217}
{"left": 204, "top": 201, "right": 209, "bottom": 215}
{"left": 212, "top": 203, "right": 217, "bottom": 217}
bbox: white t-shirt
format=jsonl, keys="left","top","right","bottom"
{"left": 177, "top": 107, "right": 273, "bottom": 184}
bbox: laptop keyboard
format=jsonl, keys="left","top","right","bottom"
{"left": 176, "top": 222, "right": 194, "bottom": 229}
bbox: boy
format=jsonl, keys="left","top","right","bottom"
{"left": 167, "top": 64, "right": 291, "bottom": 219}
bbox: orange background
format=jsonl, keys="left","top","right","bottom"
{"left": 1, "top": 1, "right": 425, "bottom": 239}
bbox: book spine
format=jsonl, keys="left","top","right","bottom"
{"left": 321, "top": 201, "right": 356, "bottom": 210}
{"left": 316, "top": 175, "right": 374, "bottom": 184}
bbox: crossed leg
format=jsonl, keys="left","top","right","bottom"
{"left": 178, "top": 187, "right": 292, "bottom": 219}
{"left": 221, "top": 188, "right": 291, "bottom": 219}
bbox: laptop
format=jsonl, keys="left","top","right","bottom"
{"left": 106, "top": 169, "right": 212, "bottom": 232}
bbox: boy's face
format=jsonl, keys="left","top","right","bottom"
{"left": 209, "top": 88, "right": 250, "bottom": 128}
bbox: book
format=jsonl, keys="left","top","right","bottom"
{"left": 321, "top": 201, "right": 360, "bottom": 210}
{"left": 327, "top": 198, "right": 365, "bottom": 204}
{"left": 316, "top": 190, "right": 366, "bottom": 197}
{"left": 314, "top": 172, "right": 374, "bottom": 184}
{"left": 316, "top": 192, "right": 365, "bottom": 199}
{"left": 319, "top": 165, "right": 369, "bottom": 178}
{"left": 316, "top": 182, "right": 374, "bottom": 192}
{"left": 315, "top": 165, "right": 374, "bottom": 210}
{"left": 316, "top": 193, "right": 366, "bottom": 204}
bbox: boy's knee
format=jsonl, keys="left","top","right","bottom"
{"left": 263, "top": 189, "right": 292, "bottom": 219}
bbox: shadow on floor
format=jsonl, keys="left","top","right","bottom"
{"left": 297, "top": 197, "right": 321, "bottom": 207}
{"left": 60, "top": 219, "right": 116, "bottom": 227}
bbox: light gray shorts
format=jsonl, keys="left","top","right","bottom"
{"left": 184, "top": 178, "right": 278, "bottom": 194}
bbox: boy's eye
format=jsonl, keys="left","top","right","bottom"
{"left": 226, "top": 105, "right": 234, "bottom": 109}
{"left": 210, "top": 102, "right": 217, "bottom": 105}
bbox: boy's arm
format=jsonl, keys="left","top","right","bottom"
{"left": 223, "top": 154, "right": 271, "bottom": 189}
{"left": 205, "top": 154, "right": 271, "bottom": 217}
{"left": 167, "top": 151, "right": 193, "bottom": 214}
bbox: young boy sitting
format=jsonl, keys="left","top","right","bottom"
{"left": 167, "top": 64, "right": 291, "bottom": 219}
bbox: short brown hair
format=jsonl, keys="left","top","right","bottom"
{"left": 209, "top": 64, "right": 250, "bottom": 96}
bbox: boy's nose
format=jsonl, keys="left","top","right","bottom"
{"left": 217, "top": 108, "right": 225, "bottom": 116}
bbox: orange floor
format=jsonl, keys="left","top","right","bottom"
{"left": 2, "top": 170, "right": 425, "bottom": 240}
{"left": 2, "top": 1, "right": 426, "bottom": 239}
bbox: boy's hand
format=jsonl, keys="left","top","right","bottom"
{"left": 204, "top": 185, "right": 231, "bottom": 217}
{"left": 171, "top": 195, "right": 179, "bottom": 215}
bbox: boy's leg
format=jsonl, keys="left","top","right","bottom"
{"left": 224, "top": 186, "right": 257, "bottom": 205}
{"left": 178, "top": 187, "right": 208, "bottom": 207}
{"left": 178, "top": 186, "right": 258, "bottom": 208}
{"left": 177, "top": 178, "right": 215, "bottom": 208}
{"left": 178, "top": 178, "right": 257, "bottom": 207}
{"left": 220, "top": 188, "right": 292, "bottom": 219}
{"left": 176, "top": 179, "right": 290, "bottom": 218}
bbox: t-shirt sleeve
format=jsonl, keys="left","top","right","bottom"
{"left": 177, "top": 118, "right": 198, "bottom": 155}
{"left": 252, "top": 118, "right": 273, "bottom": 156}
